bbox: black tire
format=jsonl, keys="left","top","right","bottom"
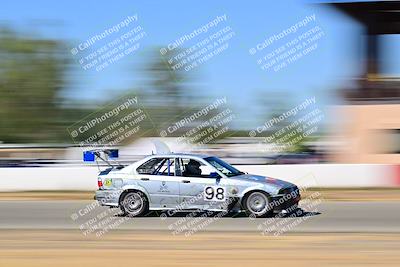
{"left": 119, "top": 191, "right": 148, "bottom": 217}
{"left": 243, "top": 191, "right": 273, "bottom": 218}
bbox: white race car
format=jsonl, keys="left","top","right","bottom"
{"left": 89, "top": 148, "right": 300, "bottom": 218}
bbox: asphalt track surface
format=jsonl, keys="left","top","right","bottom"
{"left": 0, "top": 200, "right": 399, "bottom": 233}
{"left": 1, "top": 200, "right": 400, "bottom": 267}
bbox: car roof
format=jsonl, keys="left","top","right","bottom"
{"left": 146, "top": 153, "right": 212, "bottom": 159}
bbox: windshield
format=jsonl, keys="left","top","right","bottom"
{"left": 204, "top": 156, "right": 244, "bottom": 177}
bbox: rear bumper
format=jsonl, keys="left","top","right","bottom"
{"left": 95, "top": 189, "right": 121, "bottom": 207}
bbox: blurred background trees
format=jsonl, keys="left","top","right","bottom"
{"left": 0, "top": 28, "right": 305, "bottom": 151}
{"left": 0, "top": 27, "right": 69, "bottom": 143}
{"left": 0, "top": 31, "right": 233, "bottom": 145}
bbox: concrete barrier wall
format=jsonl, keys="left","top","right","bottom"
{"left": 239, "top": 164, "right": 398, "bottom": 188}
{"left": 0, "top": 164, "right": 398, "bottom": 191}
{"left": 0, "top": 166, "right": 99, "bottom": 191}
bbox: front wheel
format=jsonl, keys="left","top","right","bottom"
{"left": 120, "top": 191, "right": 148, "bottom": 217}
{"left": 243, "top": 191, "right": 273, "bottom": 218}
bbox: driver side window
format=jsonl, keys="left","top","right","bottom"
{"left": 178, "top": 158, "right": 220, "bottom": 178}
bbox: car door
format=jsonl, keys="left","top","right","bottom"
{"left": 136, "top": 157, "right": 181, "bottom": 208}
{"left": 176, "top": 157, "right": 227, "bottom": 210}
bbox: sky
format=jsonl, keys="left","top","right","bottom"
{"left": 1, "top": 0, "right": 399, "bottom": 128}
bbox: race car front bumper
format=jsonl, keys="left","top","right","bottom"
{"left": 271, "top": 187, "right": 301, "bottom": 212}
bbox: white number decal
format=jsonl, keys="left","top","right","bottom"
{"left": 204, "top": 186, "right": 226, "bottom": 202}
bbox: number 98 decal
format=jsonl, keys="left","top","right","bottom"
{"left": 204, "top": 186, "right": 226, "bottom": 202}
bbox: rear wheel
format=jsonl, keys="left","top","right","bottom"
{"left": 120, "top": 191, "right": 148, "bottom": 217}
{"left": 243, "top": 191, "right": 273, "bottom": 218}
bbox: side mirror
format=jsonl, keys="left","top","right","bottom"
{"left": 209, "top": 172, "right": 220, "bottom": 178}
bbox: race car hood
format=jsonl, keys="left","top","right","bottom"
{"left": 229, "top": 174, "right": 296, "bottom": 189}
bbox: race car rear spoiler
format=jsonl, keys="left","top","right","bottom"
{"left": 83, "top": 149, "right": 123, "bottom": 169}
{"left": 83, "top": 149, "right": 118, "bottom": 162}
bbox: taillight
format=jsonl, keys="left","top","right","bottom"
{"left": 97, "top": 178, "right": 103, "bottom": 188}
